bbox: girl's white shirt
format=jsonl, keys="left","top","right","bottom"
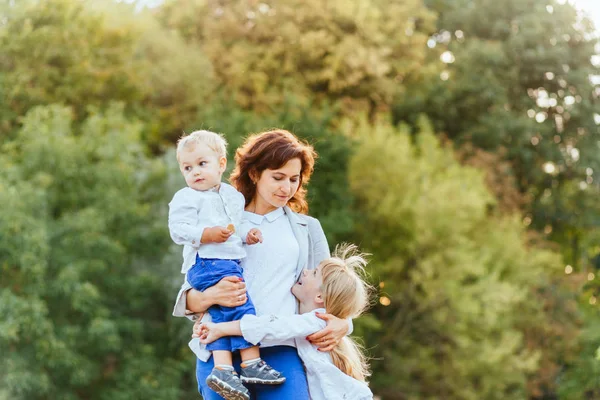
{"left": 173, "top": 206, "right": 333, "bottom": 360}
{"left": 241, "top": 309, "right": 373, "bottom": 400}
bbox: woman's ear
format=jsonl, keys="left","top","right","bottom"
{"left": 249, "top": 170, "right": 259, "bottom": 184}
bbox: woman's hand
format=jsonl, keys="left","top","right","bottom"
{"left": 306, "top": 312, "right": 349, "bottom": 352}
{"left": 207, "top": 276, "right": 248, "bottom": 308}
{"left": 186, "top": 276, "right": 247, "bottom": 313}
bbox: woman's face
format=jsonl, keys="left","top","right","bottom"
{"left": 253, "top": 157, "right": 302, "bottom": 214}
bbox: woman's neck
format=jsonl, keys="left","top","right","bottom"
{"left": 246, "top": 199, "right": 278, "bottom": 216}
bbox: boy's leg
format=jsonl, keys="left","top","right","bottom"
{"left": 188, "top": 258, "right": 239, "bottom": 352}
{"left": 205, "top": 360, "right": 250, "bottom": 400}
{"left": 188, "top": 258, "right": 251, "bottom": 398}
{"left": 238, "top": 346, "right": 286, "bottom": 386}
{"left": 239, "top": 346, "right": 260, "bottom": 362}
{"left": 197, "top": 357, "right": 231, "bottom": 400}
{"left": 205, "top": 318, "right": 249, "bottom": 400}
{"left": 212, "top": 350, "right": 233, "bottom": 367}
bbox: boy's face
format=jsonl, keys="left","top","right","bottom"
{"left": 292, "top": 265, "right": 323, "bottom": 304}
{"left": 178, "top": 143, "right": 226, "bottom": 191}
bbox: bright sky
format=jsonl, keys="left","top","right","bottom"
{"left": 131, "top": 0, "right": 600, "bottom": 33}
{"left": 570, "top": 0, "right": 600, "bottom": 33}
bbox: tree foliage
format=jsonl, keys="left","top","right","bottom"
{"left": 159, "top": 0, "right": 436, "bottom": 115}
{"left": 394, "top": 0, "right": 600, "bottom": 267}
{"left": 348, "top": 117, "right": 577, "bottom": 399}
{"left": 0, "top": 104, "right": 193, "bottom": 399}
{"left": 0, "top": 0, "right": 213, "bottom": 146}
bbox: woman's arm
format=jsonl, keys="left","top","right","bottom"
{"left": 174, "top": 276, "right": 248, "bottom": 316}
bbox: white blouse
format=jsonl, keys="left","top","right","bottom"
{"left": 241, "top": 207, "right": 300, "bottom": 348}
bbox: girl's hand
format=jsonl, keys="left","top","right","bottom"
{"left": 195, "top": 322, "right": 223, "bottom": 344}
{"left": 246, "top": 228, "right": 263, "bottom": 245}
{"left": 192, "top": 318, "right": 204, "bottom": 338}
{"left": 307, "top": 312, "right": 349, "bottom": 352}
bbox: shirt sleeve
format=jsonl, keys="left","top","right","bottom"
{"left": 306, "top": 217, "right": 330, "bottom": 270}
{"left": 306, "top": 217, "right": 354, "bottom": 335}
{"left": 172, "top": 279, "right": 199, "bottom": 321}
{"left": 240, "top": 313, "right": 327, "bottom": 345}
{"left": 168, "top": 189, "right": 210, "bottom": 247}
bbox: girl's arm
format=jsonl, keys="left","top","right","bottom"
{"left": 197, "top": 313, "right": 326, "bottom": 345}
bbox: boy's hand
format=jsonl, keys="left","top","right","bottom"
{"left": 246, "top": 228, "right": 263, "bottom": 245}
{"left": 201, "top": 226, "right": 233, "bottom": 244}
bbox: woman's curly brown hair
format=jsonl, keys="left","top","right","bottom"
{"left": 229, "top": 129, "right": 316, "bottom": 214}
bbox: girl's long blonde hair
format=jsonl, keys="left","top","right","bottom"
{"left": 319, "top": 243, "right": 373, "bottom": 382}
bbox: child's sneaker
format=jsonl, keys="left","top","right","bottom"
{"left": 240, "top": 360, "right": 286, "bottom": 385}
{"left": 206, "top": 366, "right": 250, "bottom": 400}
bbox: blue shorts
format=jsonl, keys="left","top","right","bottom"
{"left": 196, "top": 346, "right": 310, "bottom": 400}
{"left": 187, "top": 256, "right": 256, "bottom": 352}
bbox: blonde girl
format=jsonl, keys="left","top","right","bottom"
{"left": 195, "top": 244, "right": 374, "bottom": 400}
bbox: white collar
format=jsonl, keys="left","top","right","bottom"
{"left": 243, "top": 207, "right": 285, "bottom": 224}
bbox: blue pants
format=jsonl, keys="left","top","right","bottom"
{"left": 196, "top": 346, "right": 310, "bottom": 400}
{"left": 187, "top": 256, "right": 256, "bottom": 352}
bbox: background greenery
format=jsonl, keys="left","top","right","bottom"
{"left": 1, "top": 0, "right": 599, "bottom": 398}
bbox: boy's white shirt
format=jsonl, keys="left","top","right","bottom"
{"left": 239, "top": 309, "right": 373, "bottom": 400}
{"left": 168, "top": 183, "right": 250, "bottom": 273}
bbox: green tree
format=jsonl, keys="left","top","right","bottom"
{"left": 394, "top": 0, "right": 600, "bottom": 268}
{"left": 0, "top": 0, "right": 213, "bottom": 146}
{"left": 159, "top": 0, "right": 436, "bottom": 116}
{"left": 0, "top": 104, "right": 194, "bottom": 399}
{"left": 348, "top": 117, "right": 576, "bottom": 399}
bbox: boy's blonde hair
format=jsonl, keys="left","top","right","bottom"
{"left": 176, "top": 130, "right": 228, "bottom": 161}
{"left": 319, "top": 243, "right": 373, "bottom": 382}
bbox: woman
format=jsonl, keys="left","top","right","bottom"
{"left": 172, "top": 129, "right": 350, "bottom": 399}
